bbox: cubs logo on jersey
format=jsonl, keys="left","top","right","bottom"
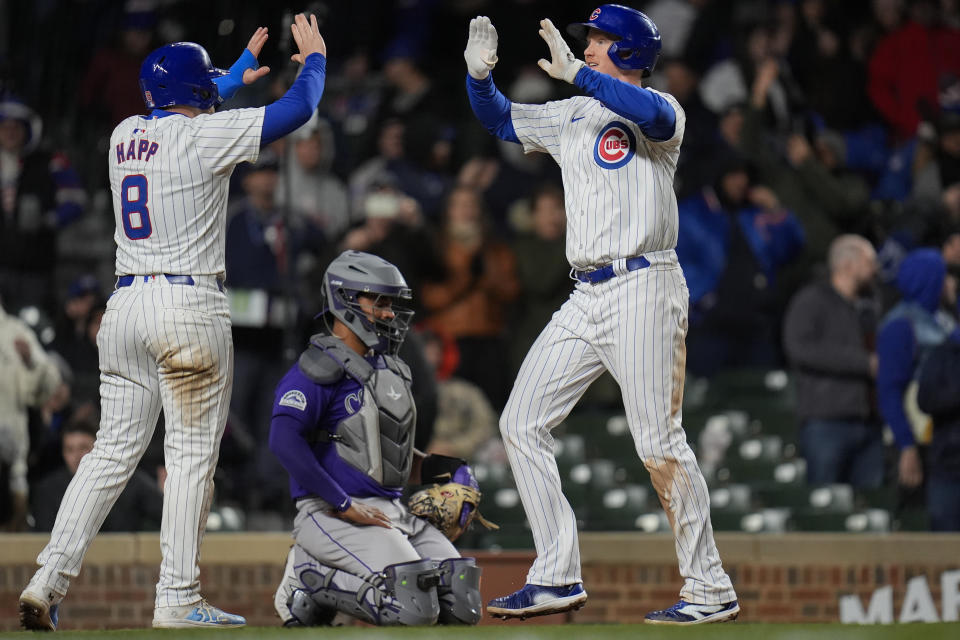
{"left": 593, "top": 121, "right": 636, "bottom": 169}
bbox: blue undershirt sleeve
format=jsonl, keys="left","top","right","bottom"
{"left": 213, "top": 49, "right": 258, "bottom": 102}
{"left": 465, "top": 74, "right": 519, "bottom": 144}
{"left": 261, "top": 53, "right": 327, "bottom": 147}
{"left": 268, "top": 413, "right": 351, "bottom": 512}
{"left": 876, "top": 318, "right": 917, "bottom": 449}
{"left": 573, "top": 66, "right": 676, "bottom": 141}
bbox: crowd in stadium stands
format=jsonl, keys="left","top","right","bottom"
{"left": 1, "top": 0, "right": 959, "bottom": 532}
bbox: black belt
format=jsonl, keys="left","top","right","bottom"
{"left": 115, "top": 274, "right": 224, "bottom": 291}
{"left": 573, "top": 256, "right": 651, "bottom": 284}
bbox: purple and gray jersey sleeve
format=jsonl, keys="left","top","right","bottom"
{"left": 268, "top": 365, "right": 352, "bottom": 511}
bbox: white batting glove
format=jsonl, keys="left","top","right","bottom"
{"left": 537, "top": 18, "right": 585, "bottom": 84}
{"left": 464, "top": 16, "right": 499, "bottom": 80}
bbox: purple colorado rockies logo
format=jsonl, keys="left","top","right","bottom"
{"left": 593, "top": 121, "right": 636, "bottom": 169}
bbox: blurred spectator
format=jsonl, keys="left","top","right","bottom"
{"left": 54, "top": 275, "right": 100, "bottom": 345}
{"left": 783, "top": 235, "right": 883, "bottom": 488}
{"left": 677, "top": 156, "right": 805, "bottom": 375}
{"left": 913, "top": 110, "right": 960, "bottom": 221}
{"left": 682, "top": 0, "right": 742, "bottom": 75}
{"left": 867, "top": 0, "right": 960, "bottom": 141}
{"left": 225, "top": 151, "right": 323, "bottom": 510}
{"left": 916, "top": 332, "right": 960, "bottom": 530}
{"left": 390, "top": 118, "right": 456, "bottom": 221}
{"left": 30, "top": 408, "right": 163, "bottom": 532}
{"left": 660, "top": 58, "right": 720, "bottom": 200}
{"left": 457, "top": 69, "right": 563, "bottom": 230}
{"left": 78, "top": 10, "right": 155, "bottom": 128}
{"left": 420, "top": 328, "right": 500, "bottom": 463}
{"left": 51, "top": 276, "right": 103, "bottom": 406}
{"left": 275, "top": 114, "right": 352, "bottom": 242}
{"left": 0, "top": 98, "right": 86, "bottom": 311}
{"left": 375, "top": 45, "right": 450, "bottom": 130}
{"left": 943, "top": 227, "right": 960, "bottom": 268}
{"left": 421, "top": 186, "right": 520, "bottom": 408}
{"left": 509, "top": 184, "right": 571, "bottom": 374}
{"left": 699, "top": 21, "right": 804, "bottom": 134}
{"left": 877, "top": 248, "right": 959, "bottom": 493}
{"left": 644, "top": 0, "right": 702, "bottom": 58}
{"left": 786, "top": 0, "right": 875, "bottom": 131}
{"left": 348, "top": 118, "right": 405, "bottom": 214}
{"left": 225, "top": 151, "right": 325, "bottom": 299}
{"left": 737, "top": 59, "right": 871, "bottom": 270}
{"left": 0, "top": 293, "right": 62, "bottom": 531}
{"left": 339, "top": 184, "right": 444, "bottom": 317}
{"left": 321, "top": 51, "right": 384, "bottom": 173}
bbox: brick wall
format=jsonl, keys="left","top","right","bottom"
{"left": 1, "top": 533, "right": 958, "bottom": 630}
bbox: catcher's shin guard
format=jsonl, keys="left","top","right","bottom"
{"left": 294, "top": 546, "right": 440, "bottom": 626}
{"left": 379, "top": 559, "right": 442, "bottom": 625}
{"left": 436, "top": 558, "right": 483, "bottom": 625}
{"left": 287, "top": 589, "right": 338, "bottom": 627}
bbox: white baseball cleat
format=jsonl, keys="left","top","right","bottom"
{"left": 152, "top": 599, "right": 246, "bottom": 628}
{"left": 644, "top": 599, "right": 740, "bottom": 624}
{"left": 19, "top": 584, "right": 63, "bottom": 631}
{"left": 487, "top": 583, "right": 587, "bottom": 619}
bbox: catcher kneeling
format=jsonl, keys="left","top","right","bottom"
{"left": 269, "top": 251, "right": 496, "bottom": 627}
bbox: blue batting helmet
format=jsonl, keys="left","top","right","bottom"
{"left": 567, "top": 4, "right": 662, "bottom": 77}
{"left": 138, "top": 42, "right": 227, "bottom": 110}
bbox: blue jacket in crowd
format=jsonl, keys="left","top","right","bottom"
{"left": 675, "top": 188, "right": 805, "bottom": 306}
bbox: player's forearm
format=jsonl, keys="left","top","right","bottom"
{"left": 573, "top": 67, "right": 675, "bottom": 141}
{"left": 466, "top": 74, "right": 520, "bottom": 143}
{"left": 213, "top": 49, "right": 258, "bottom": 102}
{"left": 269, "top": 415, "right": 351, "bottom": 511}
{"left": 261, "top": 53, "right": 327, "bottom": 146}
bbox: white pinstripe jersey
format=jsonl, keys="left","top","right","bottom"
{"left": 108, "top": 108, "right": 265, "bottom": 276}
{"left": 511, "top": 90, "right": 685, "bottom": 270}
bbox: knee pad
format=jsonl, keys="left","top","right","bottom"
{"left": 435, "top": 557, "right": 483, "bottom": 625}
{"left": 292, "top": 545, "right": 440, "bottom": 626}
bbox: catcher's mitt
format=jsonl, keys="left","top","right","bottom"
{"left": 408, "top": 481, "right": 499, "bottom": 542}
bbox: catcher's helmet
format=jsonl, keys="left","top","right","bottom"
{"left": 138, "top": 42, "right": 228, "bottom": 110}
{"left": 567, "top": 4, "right": 662, "bottom": 77}
{"left": 318, "top": 251, "right": 414, "bottom": 355}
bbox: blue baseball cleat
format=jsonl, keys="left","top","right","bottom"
{"left": 152, "top": 599, "right": 246, "bottom": 628}
{"left": 487, "top": 583, "right": 587, "bottom": 619}
{"left": 644, "top": 599, "right": 740, "bottom": 624}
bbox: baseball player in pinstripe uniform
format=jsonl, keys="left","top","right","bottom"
{"left": 465, "top": 5, "right": 739, "bottom": 625}
{"left": 19, "top": 14, "right": 328, "bottom": 631}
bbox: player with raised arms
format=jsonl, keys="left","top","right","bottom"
{"left": 19, "top": 14, "right": 328, "bottom": 631}
{"left": 464, "top": 4, "right": 740, "bottom": 625}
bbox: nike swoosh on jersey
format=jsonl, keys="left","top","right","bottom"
{"left": 571, "top": 116, "right": 585, "bottom": 122}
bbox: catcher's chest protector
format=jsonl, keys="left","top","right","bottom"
{"left": 300, "top": 335, "right": 416, "bottom": 487}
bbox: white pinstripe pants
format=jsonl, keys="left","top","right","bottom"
{"left": 32, "top": 276, "right": 233, "bottom": 608}
{"left": 500, "top": 254, "right": 736, "bottom": 604}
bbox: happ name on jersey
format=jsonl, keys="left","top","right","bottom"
{"left": 116, "top": 137, "right": 159, "bottom": 164}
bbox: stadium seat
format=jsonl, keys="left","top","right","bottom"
{"left": 710, "top": 484, "right": 752, "bottom": 512}
{"left": 586, "top": 484, "right": 650, "bottom": 530}
{"left": 806, "top": 484, "right": 855, "bottom": 513}
{"left": 738, "top": 508, "right": 791, "bottom": 533}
